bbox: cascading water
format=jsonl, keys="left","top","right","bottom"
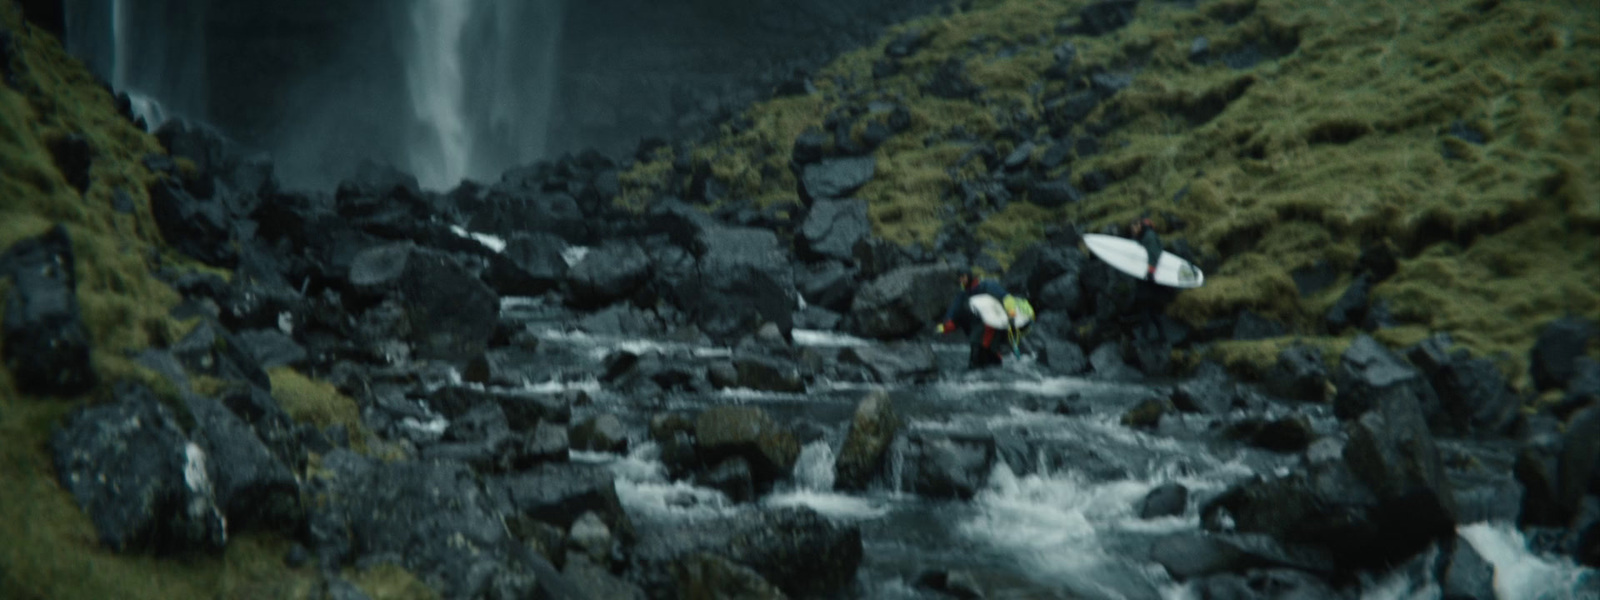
{"left": 404, "top": 0, "right": 473, "bottom": 192}
{"left": 402, "top": 0, "right": 565, "bottom": 191}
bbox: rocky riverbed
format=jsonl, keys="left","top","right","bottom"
{"left": 3, "top": 0, "right": 1599, "bottom": 599}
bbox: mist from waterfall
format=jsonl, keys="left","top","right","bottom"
{"left": 404, "top": 0, "right": 471, "bottom": 191}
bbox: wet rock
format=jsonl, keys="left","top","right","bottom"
{"left": 798, "top": 198, "right": 870, "bottom": 262}
{"left": 424, "top": 385, "right": 573, "bottom": 429}
{"left": 233, "top": 328, "right": 307, "bottom": 370}
{"left": 486, "top": 232, "right": 569, "bottom": 296}
{"left": 799, "top": 156, "right": 876, "bottom": 203}
{"left": 1140, "top": 483, "right": 1188, "bottom": 519}
{"left": 696, "top": 457, "right": 756, "bottom": 504}
{"left": 1530, "top": 317, "right": 1597, "bottom": 392}
{"left": 182, "top": 394, "right": 301, "bottom": 532}
{"left": 791, "top": 127, "right": 828, "bottom": 165}
{"left": 1440, "top": 537, "right": 1496, "bottom": 600}
{"left": 1, "top": 224, "right": 96, "bottom": 395}
{"left": 1188, "top": 569, "right": 1343, "bottom": 600}
{"left": 467, "top": 190, "right": 589, "bottom": 244}
{"left": 48, "top": 133, "right": 93, "bottom": 193}
{"left": 672, "top": 552, "right": 786, "bottom": 600}
{"left": 1560, "top": 358, "right": 1600, "bottom": 417}
{"left": 1090, "top": 342, "right": 1142, "bottom": 380}
{"left": 493, "top": 462, "right": 633, "bottom": 540}
{"left": 50, "top": 383, "right": 227, "bottom": 553}
{"left": 1026, "top": 178, "right": 1084, "bottom": 208}
{"left": 171, "top": 319, "right": 270, "bottom": 391}
{"left": 1332, "top": 335, "right": 1439, "bottom": 423}
{"left": 733, "top": 354, "right": 805, "bottom": 393}
{"left": 1171, "top": 364, "right": 1236, "bottom": 414}
{"left": 570, "top": 414, "right": 630, "bottom": 454}
{"left": 630, "top": 506, "right": 861, "bottom": 598}
{"left": 347, "top": 243, "right": 499, "bottom": 361}
{"left": 835, "top": 391, "right": 900, "bottom": 492}
{"left": 1263, "top": 344, "right": 1329, "bottom": 402}
{"left": 567, "top": 239, "right": 650, "bottom": 308}
{"left": 695, "top": 406, "right": 800, "bottom": 493}
{"left": 1324, "top": 274, "right": 1370, "bottom": 333}
{"left": 1558, "top": 406, "right": 1600, "bottom": 520}
{"left": 897, "top": 432, "right": 994, "bottom": 500}
{"left": 1342, "top": 383, "right": 1458, "bottom": 533}
{"left": 1407, "top": 334, "right": 1518, "bottom": 434}
{"left": 565, "top": 554, "right": 647, "bottom": 600}
{"left": 848, "top": 264, "right": 963, "bottom": 339}
{"left": 1122, "top": 395, "right": 1174, "bottom": 430}
{"left": 839, "top": 341, "right": 939, "bottom": 384}
{"left": 463, "top": 347, "right": 543, "bottom": 388}
{"left": 1037, "top": 335, "right": 1089, "bottom": 376}
{"left": 567, "top": 511, "right": 614, "bottom": 565}
{"left": 1002, "top": 243, "right": 1088, "bottom": 301}
{"left": 912, "top": 569, "right": 985, "bottom": 599}
{"left": 1225, "top": 415, "right": 1315, "bottom": 453}
{"left": 313, "top": 449, "right": 551, "bottom": 599}
{"left": 149, "top": 179, "right": 237, "bottom": 267}
{"left": 1232, "top": 311, "right": 1287, "bottom": 340}
{"left": 1150, "top": 532, "right": 1333, "bottom": 581}
{"left": 664, "top": 226, "right": 797, "bottom": 342}
{"left": 795, "top": 261, "right": 857, "bottom": 312}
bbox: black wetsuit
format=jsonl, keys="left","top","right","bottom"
{"left": 1138, "top": 227, "right": 1162, "bottom": 280}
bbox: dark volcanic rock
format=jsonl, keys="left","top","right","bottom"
{"left": 487, "top": 232, "right": 570, "bottom": 296}
{"left": 1225, "top": 415, "right": 1316, "bottom": 453}
{"left": 694, "top": 407, "right": 800, "bottom": 492}
{"left": 347, "top": 243, "right": 499, "bottom": 361}
{"left": 695, "top": 457, "right": 756, "bottom": 504}
{"left": 1026, "top": 178, "right": 1084, "bottom": 208}
{"left": 1332, "top": 335, "right": 1439, "bottom": 423}
{"left": 849, "top": 264, "right": 963, "bottom": 339}
{"left": 835, "top": 391, "right": 900, "bottom": 492}
{"left": 895, "top": 432, "right": 994, "bottom": 500}
{"left": 50, "top": 383, "right": 226, "bottom": 553}
{"left": 1076, "top": 0, "right": 1138, "bottom": 36}
{"left": 494, "top": 462, "right": 633, "bottom": 538}
{"left": 1, "top": 224, "right": 96, "bottom": 395}
{"left": 1325, "top": 274, "right": 1371, "bottom": 333}
{"left": 839, "top": 341, "right": 939, "bottom": 384}
{"left": 1149, "top": 532, "right": 1333, "bottom": 581}
{"left": 630, "top": 506, "right": 862, "bottom": 599}
{"left": 149, "top": 178, "right": 238, "bottom": 268}
{"left": 1170, "top": 364, "right": 1236, "bottom": 415}
{"left": 795, "top": 261, "right": 857, "bottom": 312}
{"left": 1140, "top": 482, "right": 1188, "bottom": 519}
{"left": 1408, "top": 334, "right": 1518, "bottom": 434}
{"left": 567, "top": 239, "right": 651, "bottom": 308}
{"left": 1263, "top": 344, "right": 1329, "bottom": 402}
{"left": 314, "top": 450, "right": 560, "bottom": 599}
{"left": 1530, "top": 316, "right": 1597, "bottom": 392}
{"left": 662, "top": 226, "right": 797, "bottom": 342}
{"left": 671, "top": 552, "right": 786, "bottom": 600}
{"left": 732, "top": 354, "right": 805, "bottom": 393}
{"left": 569, "top": 414, "right": 629, "bottom": 454}
{"left": 182, "top": 394, "right": 301, "bottom": 531}
{"left": 800, "top": 156, "right": 876, "bottom": 202}
{"left": 233, "top": 328, "right": 308, "bottom": 370}
{"left": 798, "top": 198, "right": 870, "bottom": 262}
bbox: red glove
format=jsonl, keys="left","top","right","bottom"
{"left": 1146, "top": 264, "right": 1157, "bottom": 281}
{"left": 935, "top": 320, "right": 956, "bottom": 334}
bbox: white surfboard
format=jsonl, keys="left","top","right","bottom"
{"left": 1082, "top": 233, "right": 1205, "bottom": 288}
{"left": 968, "top": 295, "right": 1011, "bottom": 329}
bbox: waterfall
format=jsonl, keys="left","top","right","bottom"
{"left": 793, "top": 441, "right": 838, "bottom": 491}
{"left": 403, "top": 0, "right": 565, "bottom": 191}
{"left": 403, "top": 0, "right": 472, "bottom": 192}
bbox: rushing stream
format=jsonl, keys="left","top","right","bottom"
{"left": 473, "top": 297, "right": 1599, "bottom": 600}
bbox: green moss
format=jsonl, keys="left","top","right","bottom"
{"left": 267, "top": 367, "right": 364, "bottom": 438}
{"left": 345, "top": 563, "right": 439, "bottom": 600}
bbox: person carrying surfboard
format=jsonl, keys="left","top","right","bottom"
{"left": 1130, "top": 217, "right": 1162, "bottom": 282}
{"left": 935, "top": 271, "right": 1014, "bottom": 369}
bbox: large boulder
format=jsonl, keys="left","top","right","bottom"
{"left": 798, "top": 198, "right": 871, "bottom": 262}
{"left": 839, "top": 341, "right": 939, "bottom": 383}
{"left": 181, "top": 394, "right": 301, "bottom": 532}
{"left": 1001, "top": 243, "right": 1087, "bottom": 301}
{"left": 49, "top": 383, "right": 227, "bottom": 553}
{"left": 1342, "top": 384, "right": 1458, "bottom": 532}
{"left": 493, "top": 463, "right": 634, "bottom": 539}
{"left": 149, "top": 179, "right": 237, "bottom": 267}
{"left": 486, "top": 232, "right": 570, "bottom": 297}
{"left": 567, "top": 239, "right": 651, "bottom": 308}
{"left": 835, "top": 391, "right": 901, "bottom": 491}
{"left": 1529, "top": 317, "right": 1597, "bottom": 392}
{"left": 629, "top": 506, "right": 862, "bottom": 599}
{"left": 894, "top": 432, "right": 994, "bottom": 500}
{"left": 799, "top": 156, "right": 876, "bottom": 203}
{"left": 467, "top": 190, "right": 589, "bottom": 244}
{"left": 667, "top": 226, "right": 797, "bottom": 342}
{"left": 694, "top": 407, "right": 801, "bottom": 493}
{"left": 848, "top": 264, "right": 964, "bottom": 339}
{"left": 795, "top": 261, "right": 857, "bottom": 313}
{"left": 1407, "top": 334, "right": 1518, "bottom": 434}
{"left": 347, "top": 243, "right": 499, "bottom": 361}
{"left": 1, "top": 224, "right": 96, "bottom": 395}
{"left": 311, "top": 450, "right": 560, "bottom": 599}
{"left": 1332, "top": 335, "right": 1440, "bottom": 424}
{"left": 1263, "top": 344, "right": 1329, "bottom": 402}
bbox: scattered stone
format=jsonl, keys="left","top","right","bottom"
{"left": 695, "top": 406, "right": 800, "bottom": 492}
{"left": 895, "top": 432, "right": 994, "bottom": 500}
{"left": 835, "top": 391, "right": 900, "bottom": 491}
{"left": 798, "top": 198, "right": 870, "bottom": 262}
{"left": 1530, "top": 317, "right": 1597, "bottom": 392}
{"left": 696, "top": 457, "right": 756, "bottom": 504}
{"left": 1122, "top": 396, "right": 1174, "bottom": 430}
{"left": 48, "top": 133, "right": 93, "bottom": 193}
{"left": 1140, "top": 483, "right": 1188, "bottom": 519}
{"left": 1, "top": 224, "right": 96, "bottom": 396}
{"left": 800, "top": 156, "right": 876, "bottom": 202}
{"left": 570, "top": 414, "right": 629, "bottom": 454}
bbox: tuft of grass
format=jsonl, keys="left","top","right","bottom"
{"left": 345, "top": 563, "right": 440, "bottom": 600}
{"left": 266, "top": 367, "right": 367, "bottom": 449}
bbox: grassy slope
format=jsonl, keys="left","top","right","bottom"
{"left": 622, "top": 0, "right": 1600, "bottom": 387}
{"left": 0, "top": 3, "right": 424, "bottom": 598}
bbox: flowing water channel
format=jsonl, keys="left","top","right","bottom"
{"left": 473, "top": 295, "right": 1599, "bottom": 600}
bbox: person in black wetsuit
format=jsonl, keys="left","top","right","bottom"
{"left": 1126, "top": 217, "right": 1172, "bottom": 340}
{"left": 1130, "top": 217, "right": 1162, "bottom": 282}
{"left": 934, "top": 271, "right": 1011, "bottom": 369}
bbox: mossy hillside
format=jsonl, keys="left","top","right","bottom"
{"left": 0, "top": 3, "right": 411, "bottom": 597}
{"left": 620, "top": 0, "right": 1600, "bottom": 387}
